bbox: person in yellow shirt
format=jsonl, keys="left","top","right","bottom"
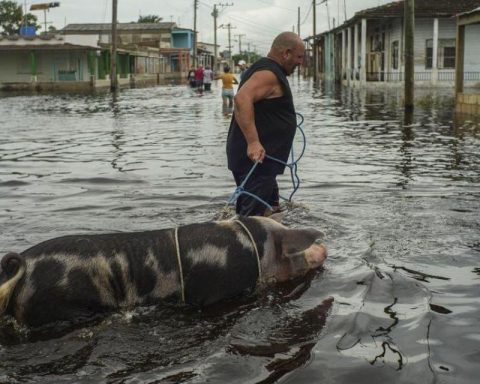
{"left": 218, "top": 66, "right": 238, "bottom": 108}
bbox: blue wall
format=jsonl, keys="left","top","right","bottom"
{"left": 172, "top": 30, "right": 193, "bottom": 49}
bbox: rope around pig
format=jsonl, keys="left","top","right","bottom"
{"left": 226, "top": 112, "right": 306, "bottom": 212}
{"left": 174, "top": 219, "right": 262, "bottom": 303}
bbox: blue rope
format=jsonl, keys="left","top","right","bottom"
{"left": 227, "top": 112, "right": 306, "bottom": 210}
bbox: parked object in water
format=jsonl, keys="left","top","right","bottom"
{"left": 0, "top": 215, "right": 326, "bottom": 327}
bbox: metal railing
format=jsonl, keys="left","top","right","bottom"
{"left": 365, "top": 71, "right": 480, "bottom": 82}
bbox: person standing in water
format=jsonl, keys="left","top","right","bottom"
{"left": 218, "top": 65, "right": 238, "bottom": 109}
{"left": 226, "top": 32, "right": 305, "bottom": 217}
{"left": 203, "top": 66, "right": 214, "bottom": 91}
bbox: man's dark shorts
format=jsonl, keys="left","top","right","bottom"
{"left": 233, "top": 171, "right": 279, "bottom": 216}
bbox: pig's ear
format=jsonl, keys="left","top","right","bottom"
{"left": 268, "top": 211, "right": 285, "bottom": 223}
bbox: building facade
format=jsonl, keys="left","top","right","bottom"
{"left": 316, "top": 0, "right": 480, "bottom": 88}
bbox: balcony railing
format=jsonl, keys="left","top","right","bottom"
{"left": 364, "top": 71, "right": 480, "bottom": 82}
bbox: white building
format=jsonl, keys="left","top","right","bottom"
{"left": 315, "top": 0, "right": 480, "bottom": 87}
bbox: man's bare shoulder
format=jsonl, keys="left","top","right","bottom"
{"left": 241, "top": 70, "right": 282, "bottom": 99}
{"left": 246, "top": 69, "right": 279, "bottom": 84}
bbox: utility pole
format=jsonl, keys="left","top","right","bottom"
{"left": 235, "top": 33, "right": 245, "bottom": 54}
{"left": 313, "top": 0, "right": 317, "bottom": 82}
{"left": 23, "top": 0, "right": 27, "bottom": 30}
{"left": 404, "top": 0, "right": 415, "bottom": 110}
{"left": 212, "top": 3, "right": 233, "bottom": 71}
{"left": 219, "top": 23, "right": 236, "bottom": 68}
{"left": 212, "top": 5, "right": 218, "bottom": 71}
{"left": 110, "top": 0, "right": 118, "bottom": 91}
{"left": 297, "top": 7, "right": 300, "bottom": 36}
{"left": 193, "top": 0, "right": 198, "bottom": 67}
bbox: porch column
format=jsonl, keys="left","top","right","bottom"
{"left": 324, "top": 33, "right": 329, "bottom": 80}
{"left": 455, "top": 23, "right": 465, "bottom": 95}
{"left": 361, "top": 18, "right": 367, "bottom": 84}
{"left": 347, "top": 27, "right": 352, "bottom": 85}
{"left": 330, "top": 33, "right": 336, "bottom": 81}
{"left": 341, "top": 29, "right": 346, "bottom": 82}
{"left": 354, "top": 22, "right": 359, "bottom": 84}
{"left": 432, "top": 18, "right": 439, "bottom": 85}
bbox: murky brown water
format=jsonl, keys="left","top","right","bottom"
{"left": 1, "top": 79, "right": 479, "bottom": 383}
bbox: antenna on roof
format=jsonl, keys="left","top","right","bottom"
{"left": 30, "top": 2, "right": 60, "bottom": 34}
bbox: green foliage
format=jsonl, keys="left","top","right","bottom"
{"left": 0, "top": 0, "right": 39, "bottom": 36}
{"left": 137, "top": 15, "right": 163, "bottom": 23}
{"left": 232, "top": 52, "right": 260, "bottom": 66}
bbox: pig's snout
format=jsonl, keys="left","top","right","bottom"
{"left": 304, "top": 242, "right": 327, "bottom": 268}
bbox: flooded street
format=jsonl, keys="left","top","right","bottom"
{"left": 1, "top": 78, "right": 479, "bottom": 383}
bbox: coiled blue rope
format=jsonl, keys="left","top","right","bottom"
{"left": 227, "top": 112, "right": 306, "bottom": 210}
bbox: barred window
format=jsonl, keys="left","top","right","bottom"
{"left": 425, "top": 39, "right": 433, "bottom": 69}
{"left": 442, "top": 46, "right": 456, "bottom": 69}
{"left": 392, "top": 40, "right": 399, "bottom": 70}
{"left": 425, "top": 39, "right": 455, "bottom": 69}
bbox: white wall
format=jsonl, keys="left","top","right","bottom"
{"left": 414, "top": 18, "right": 456, "bottom": 72}
{"left": 0, "top": 53, "right": 30, "bottom": 82}
{"left": 464, "top": 24, "right": 480, "bottom": 73}
{"left": 63, "top": 34, "right": 100, "bottom": 48}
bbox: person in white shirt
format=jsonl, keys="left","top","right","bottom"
{"left": 203, "top": 66, "right": 214, "bottom": 91}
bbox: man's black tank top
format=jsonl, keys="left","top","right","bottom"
{"left": 226, "top": 57, "right": 296, "bottom": 175}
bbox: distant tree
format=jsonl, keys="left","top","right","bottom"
{"left": 137, "top": 15, "right": 162, "bottom": 23}
{"left": 0, "top": 0, "right": 39, "bottom": 36}
{"left": 48, "top": 25, "right": 57, "bottom": 33}
{"left": 233, "top": 52, "right": 260, "bottom": 66}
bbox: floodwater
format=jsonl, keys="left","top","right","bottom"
{"left": 0, "top": 78, "right": 479, "bottom": 383}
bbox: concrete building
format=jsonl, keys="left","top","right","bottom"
{"left": 315, "top": 0, "right": 480, "bottom": 88}
{"left": 0, "top": 34, "right": 101, "bottom": 91}
{"left": 0, "top": 22, "right": 213, "bottom": 91}
{"left": 456, "top": 6, "right": 480, "bottom": 114}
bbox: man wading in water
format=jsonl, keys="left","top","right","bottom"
{"left": 226, "top": 31, "right": 305, "bottom": 217}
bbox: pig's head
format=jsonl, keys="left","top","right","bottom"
{"left": 248, "top": 214, "right": 327, "bottom": 284}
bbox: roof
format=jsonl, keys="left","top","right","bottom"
{"left": 172, "top": 28, "right": 195, "bottom": 34}
{"left": 0, "top": 43, "right": 98, "bottom": 51}
{"left": 353, "top": 0, "right": 480, "bottom": 20}
{"left": 0, "top": 34, "right": 97, "bottom": 50}
{"left": 62, "top": 22, "right": 177, "bottom": 33}
{"left": 312, "top": 0, "right": 480, "bottom": 37}
{"left": 457, "top": 5, "right": 480, "bottom": 25}
{"left": 457, "top": 5, "right": 480, "bottom": 16}
{"left": 0, "top": 34, "right": 57, "bottom": 42}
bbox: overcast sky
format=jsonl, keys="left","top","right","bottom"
{"left": 27, "top": 0, "right": 392, "bottom": 54}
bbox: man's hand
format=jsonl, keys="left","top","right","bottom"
{"left": 247, "top": 140, "right": 266, "bottom": 162}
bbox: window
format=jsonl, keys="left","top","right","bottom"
{"left": 442, "top": 46, "right": 456, "bottom": 69}
{"left": 425, "top": 39, "right": 433, "bottom": 69}
{"left": 425, "top": 39, "right": 456, "bottom": 69}
{"left": 391, "top": 40, "right": 399, "bottom": 70}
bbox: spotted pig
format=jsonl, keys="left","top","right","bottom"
{"left": 0, "top": 215, "right": 327, "bottom": 327}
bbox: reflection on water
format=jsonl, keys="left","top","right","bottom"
{"left": 0, "top": 79, "right": 479, "bottom": 383}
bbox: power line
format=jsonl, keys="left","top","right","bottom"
{"left": 300, "top": 2, "right": 313, "bottom": 25}
{"left": 225, "top": 14, "right": 282, "bottom": 34}
{"left": 255, "top": 0, "right": 297, "bottom": 12}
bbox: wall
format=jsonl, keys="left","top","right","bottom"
{"left": 414, "top": 18, "right": 456, "bottom": 72}
{"left": 172, "top": 32, "right": 192, "bottom": 49}
{"left": 456, "top": 93, "right": 480, "bottom": 114}
{"left": 63, "top": 34, "right": 100, "bottom": 47}
{"left": 0, "top": 52, "right": 30, "bottom": 82}
{"left": 464, "top": 24, "right": 480, "bottom": 73}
